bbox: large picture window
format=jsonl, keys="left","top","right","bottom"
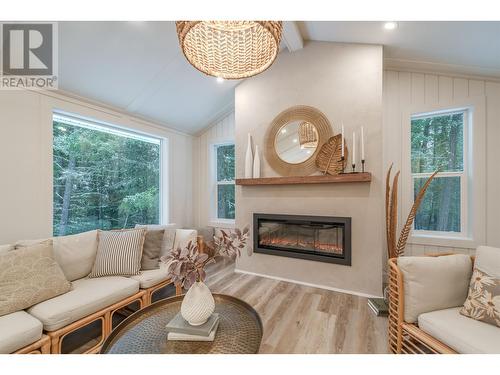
{"left": 53, "top": 113, "right": 162, "bottom": 236}
{"left": 410, "top": 109, "right": 467, "bottom": 234}
{"left": 214, "top": 143, "right": 235, "bottom": 220}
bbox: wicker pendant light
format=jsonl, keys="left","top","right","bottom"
{"left": 176, "top": 21, "right": 283, "bottom": 80}
{"left": 298, "top": 122, "right": 318, "bottom": 148}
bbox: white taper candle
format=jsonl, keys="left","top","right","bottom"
{"left": 361, "top": 126, "right": 365, "bottom": 160}
{"left": 352, "top": 131, "right": 356, "bottom": 166}
{"left": 341, "top": 123, "right": 345, "bottom": 158}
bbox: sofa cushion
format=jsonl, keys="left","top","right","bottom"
{"left": 418, "top": 307, "right": 500, "bottom": 354}
{"left": 15, "top": 230, "right": 99, "bottom": 281}
{"left": 28, "top": 276, "right": 140, "bottom": 331}
{"left": 140, "top": 229, "right": 164, "bottom": 270}
{"left": 136, "top": 224, "right": 177, "bottom": 258}
{"left": 0, "top": 311, "right": 43, "bottom": 353}
{"left": 88, "top": 229, "right": 146, "bottom": 278}
{"left": 460, "top": 246, "right": 500, "bottom": 327}
{"left": 398, "top": 254, "right": 472, "bottom": 323}
{"left": 172, "top": 229, "right": 197, "bottom": 252}
{"left": 0, "top": 240, "right": 71, "bottom": 317}
{"left": 131, "top": 267, "right": 170, "bottom": 289}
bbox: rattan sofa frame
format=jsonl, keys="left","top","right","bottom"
{"left": 388, "top": 253, "right": 474, "bottom": 354}
{"left": 12, "top": 235, "right": 208, "bottom": 354}
{"left": 13, "top": 334, "right": 51, "bottom": 354}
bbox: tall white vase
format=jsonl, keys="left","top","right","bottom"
{"left": 244, "top": 133, "right": 253, "bottom": 178}
{"left": 181, "top": 281, "right": 215, "bottom": 326}
{"left": 253, "top": 145, "right": 261, "bottom": 178}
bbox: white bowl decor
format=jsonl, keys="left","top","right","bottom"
{"left": 181, "top": 281, "right": 215, "bottom": 326}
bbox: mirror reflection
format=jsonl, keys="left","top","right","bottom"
{"left": 275, "top": 121, "right": 319, "bottom": 164}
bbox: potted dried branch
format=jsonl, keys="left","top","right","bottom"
{"left": 161, "top": 227, "right": 250, "bottom": 326}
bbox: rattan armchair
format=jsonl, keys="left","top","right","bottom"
{"left": 387, "top": 254, "right": 474, "bottom": 354}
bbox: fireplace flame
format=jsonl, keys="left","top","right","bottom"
{"left": 259, "top": 237, "right": 343, "bottom": 255}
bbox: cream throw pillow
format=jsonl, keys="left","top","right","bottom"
{"left": 460, "top": 246, "right": 500, "bottom": 327}
{"left": 88, "top": 229, "right": 146, "bottom": 278}
{"left": 398, "top": 254, "right": 472, "bottom": 323}
{"left": 0, "top": 240, "right": 71, "bottom": 317}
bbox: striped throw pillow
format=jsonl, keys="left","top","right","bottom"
{"left": 88, "top": 229, "right": 146, "bottom": 278}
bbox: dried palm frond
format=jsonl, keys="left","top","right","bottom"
{"left": 385, "top": 164, "right": 393, "bottom": 259}
{"left": 395, "top": 170, "right": 438, "bottom": 256}
{"left": 389, "top": 171, "right": 400, "bottom": 258}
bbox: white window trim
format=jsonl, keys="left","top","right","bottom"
{"left": 52, "top": 110, "right": 169, "bottom": 227}
{"left": 208, "top": 141, "right": 235, "bottom": 228}
{"left": 401, "top": 96, "right": 486, "bottom": 249}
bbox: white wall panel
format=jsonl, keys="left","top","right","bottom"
{"left": 384, "top": 70, "right": 500, "bottom": 255}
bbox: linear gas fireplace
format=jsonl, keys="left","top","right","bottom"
{"left": 253, "top": 213, "right": 351, "bottom": 266}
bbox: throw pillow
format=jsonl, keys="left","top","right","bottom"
{"left": 88, "top": 229, "right": 146, "bottom": 278}
{"left": 141, "top": 229, "right": 165, "bottom": 270}
{"left": 460, "top": 246, "right": 500, "bottom": 327}
{"left": 0, "top": 240, "right": 71, "bottom": 317}
{"left": 135, "top": 224, "right": 176, "bottom": 257}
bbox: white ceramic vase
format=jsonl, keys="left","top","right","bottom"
{"left": 245, "top": 133, "right": 253, "bottom": 178}
{"left": 253, "top": 145, "right": 261, "bottom": 178}
{"left": 180, "top": 281, "right": 215, "bottom": 326}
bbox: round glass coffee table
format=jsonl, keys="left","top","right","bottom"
{"left": 100, "top": 294, "right": 263, "bottom": 354}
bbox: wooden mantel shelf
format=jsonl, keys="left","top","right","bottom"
{"left": 236, "top": 172, "right": 372, "bottom": 186}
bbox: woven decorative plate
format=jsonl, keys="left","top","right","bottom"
{"left": 315, "top": 134, "right": 348, "bottom": 175}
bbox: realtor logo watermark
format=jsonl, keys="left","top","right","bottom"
{"left": 1, "top": 22, "right": 58, "bottom": 89}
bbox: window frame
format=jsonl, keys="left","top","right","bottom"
{"left": 409, "top": 109, "right": 468, "bottom": 238}
{"left": 401, "top": 97, "right": 486, "bottom": 249}
{"left": 52, "top": 111, "right": 167, "bottom": 234}
{"left": 209, "top": 141, "right": 236, "bottom": 228}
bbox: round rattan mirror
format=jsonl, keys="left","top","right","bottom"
{"left": 265, "top": 106, "right": 333, "bottom": 176}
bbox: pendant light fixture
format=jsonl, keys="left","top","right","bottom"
{"left": 176, "top": 21, "right": 283, "bottom": 80}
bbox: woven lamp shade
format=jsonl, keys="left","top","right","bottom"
{"left": 176, "top": 21, "right": 283, "bottom": 80}
{"left": 298, "top": 121, "right": 318, "bottom": 148}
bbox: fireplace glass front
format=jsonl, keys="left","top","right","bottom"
{"left": 254, "top": 214, "right": 351, "bottom": 265}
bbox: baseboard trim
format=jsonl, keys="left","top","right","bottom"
{"left": 234, "top": 268, "right": 382, "bottom": 299}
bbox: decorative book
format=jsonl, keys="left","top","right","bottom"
{"left": 165, "top": 312, "right": 219, "bottom": 337}
{"left": 367, "top": 298, "right": 388, "bottom": 316}
{"left": 167, "top": 321, "right": 219, "bottom": 342}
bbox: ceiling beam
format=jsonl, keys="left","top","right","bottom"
{"left": 282, "top": 21, "right": 304, "bottom": 52}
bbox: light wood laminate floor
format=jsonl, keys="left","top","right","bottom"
{"left": 204, "top": 260, "right": 389, "bottom": 354}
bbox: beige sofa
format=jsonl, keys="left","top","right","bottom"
{"left": 0, "top": 227, "right": 198, "bottom": 354}
{"left": 388, "top": 246, "right": 500, "bottom": 354}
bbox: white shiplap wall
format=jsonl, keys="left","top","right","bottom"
{"left": 384, "top": 70, "right": 500, "bottom": 256}
{"left": 192, "top": 111, "right": 235, "bottom": 228}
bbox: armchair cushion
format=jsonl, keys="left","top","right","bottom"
{"left": 419, "top": 307, "right": 500, "bottom": 354}
{"left": 398, "top": 254, "right": 472, "bottom": 323}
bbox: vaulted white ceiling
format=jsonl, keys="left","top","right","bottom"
{"left": 58, "top": 21, "right": 500, "bottom": 135}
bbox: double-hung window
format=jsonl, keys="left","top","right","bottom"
{"left": 410, "top": 109, "right": 467, "bottom": 236}
{"left": 213, "top": 143, "right": 235, "bottom": 222}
